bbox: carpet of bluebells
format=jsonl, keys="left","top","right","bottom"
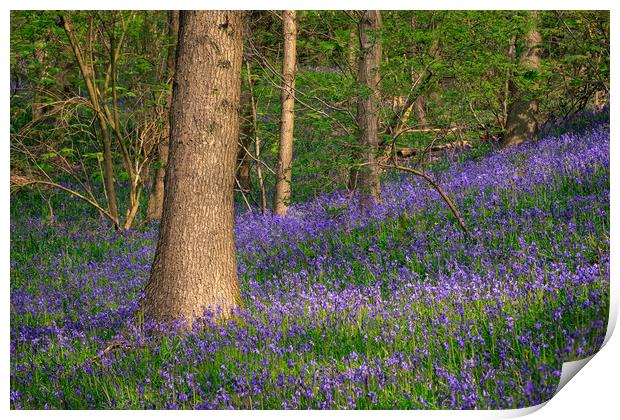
{"left": 10, "top": 112, "right": 609, "bottom": 409}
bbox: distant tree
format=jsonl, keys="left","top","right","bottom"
{"left": 500, "top": 11, "right": 542, "bottom": 149}
{"left": 542, "top": 10, "right": 609, "bottom": 118}
{"left": 350, "top": 10, "right": 382, "bottom": 205}
{"left": 147, "top": 10, "right": 179, "bottom": 221}
{"left": 236, "top": 85, "right": 254, "bottom": 195}
{"left": 143, "top": 11, "right": 244, "bottom": 324}
{"left": 31, "top": 39, "right": 49, "bottom": 122}
{"left": 274, "top": 10, "right": 297, "bottom": 216}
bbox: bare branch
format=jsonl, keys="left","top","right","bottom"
{"left": 11, "top": 177, "right": 118, "bottom": 227}
{"left": 380, "top": 161, "right": 471, "bottom": 237}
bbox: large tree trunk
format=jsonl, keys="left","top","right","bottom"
{"left": 500, "top": 12, "right": 542, "bottom": 149}
{"left": 143, "top": 11, "right": 243, "bottom": 325}
{"left": 147, "top": 10, "right": 179, "bottom": 221}
{"left": 274, "top": 10, "right": 297, "bottom": 216}
{"left": 350, "top": 10, "right": 382, "bottom": 205}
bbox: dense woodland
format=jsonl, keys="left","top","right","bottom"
{"left": 11, "top": 11, "right": 609, "bottom": 221}
{"left": 10, "top": 10, "right": 610, "bottom": 409}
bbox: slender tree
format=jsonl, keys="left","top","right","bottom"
{"left": 147, "top": 10, "right": 179, "bottom": 221}
{"left": 59, "top": 13, "right": 120, "bottom": 226}
{"left": 143, "top": 11, "right": 243, "bottom": 325}
{"left": 236, "top": 86, "right": 254, "bottom": 194}
{"left": 502, "top": 34, "right": 518, "bottom": 129}
{"left": 31, "top": 43, "right": 48, "bottom": 121}
{"left": 351, "top": 10, "right": 382, "bottom": 205}
{"left": 244, "top": 61, "right": 268, "bottom": 214}
{"left": 274, "top": 10, "right": 297, "bottom": 216}
{"left": 500, "top": 12, "right": 542, "bottom": 149}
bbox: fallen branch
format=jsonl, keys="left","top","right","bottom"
{"left": 397, "top": 127, "right": 458, "bottom": 133}
{"left": 397, "top": 140, "right": 472, "bottom": 159}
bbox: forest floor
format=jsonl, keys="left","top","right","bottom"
{"left": 10, "top": 113, "right": 609, "bottom": 409}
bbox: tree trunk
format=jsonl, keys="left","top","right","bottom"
{"left": 593, "top": 52, "right": 605, "bottom": 110}
{"left": 99, "top": 123, "right": 118, "bottom": 227}
{"left": 236, "top": 88, "right": 253, "bottom": 193}
{"left": 502, "top": 34, "right": 517, "bottom": 129}
{"left": 60, "top": 13, "right": 120, "bottom": 227}
{"left": 147, "top": 10, "right": 179, "bottom": 221}
{"left": 274, "top": 10, "right": 297, "bottom": 216}
{"left": 244, "top": 61, "right": 267, "bottom": 214}
{"left": 143, "top": 11, "right": 243, "bottom": 325}
{"left": 413, "top": 96, "right": 428, "bottom": 128}
{"left": 346, "top": 27, "right": 357, "bottom": 74}
{"left": 500, "top": 12, "right": 542, "bottom": 149}
{"left": 31, "top": 47, "right": 47, "bottom": 121}
{"left": 350, "top": 10, "right": 382, "bottom": 205}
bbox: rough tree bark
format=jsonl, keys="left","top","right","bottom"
{"left": 500, "top": 12, "right": 542, "bottom": 149}
{"left": 274, "top": 10, "right": 297, "bottom": 216}
{"left": 349, "top": 10, "right": 382, "bottom": 205}
{"left": 143, "top": 11, "right": 243, "bottom": 325}
{"left": 147, "top": 10, "right": 179, "bottom": 221}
